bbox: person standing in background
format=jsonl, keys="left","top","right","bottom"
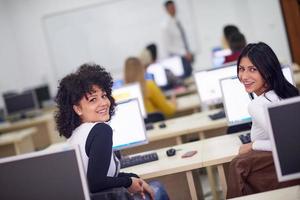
{"left": 161, "top": 0, "right": 193, "bottom": 77}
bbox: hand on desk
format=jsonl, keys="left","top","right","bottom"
{"left": 238, "top": 142, "right": 253, "bottom": 155}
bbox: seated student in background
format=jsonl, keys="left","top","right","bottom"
{"left": 222, "top": 24, "right": 240, "bottom": 49}
{"left": 227, "top": 42, "right": 300, "bottom": 198}
{"left": 124, "top": 57, "right": 177, "bottom": 118}
{"left": 55, "top": 63, "right": 169, "bottom": 200}
{"left": 140, "top": 43, "right": 184, "bottom": 90}
{"left": 224, "top": 32, "right": 246, "bottom": 64}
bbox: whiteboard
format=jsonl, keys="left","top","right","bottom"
{"left": 43, "top": 0, "right": 198, "bottom": 80}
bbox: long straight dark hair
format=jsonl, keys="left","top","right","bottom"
{"left": 237, "top": 42, "right": 299, "bottom": 99}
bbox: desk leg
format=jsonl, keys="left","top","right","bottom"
{"left": 186, "top": 171, "right": 198, "bottom": 200}
{"left": 217, "top": 164, "right": 227, "bottom": 199}
{"left": 198, "top": 131, "right": 205, "bottom": 140}
{"left": 206, "top": 166, "right": 219, "bottom": 200}
{"left": 175, "top": 136, "right": 182, "bottom": 144}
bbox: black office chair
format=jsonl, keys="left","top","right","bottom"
{"left": 144, "top": 112, "right": 165, "bottom": 124}
{"left": 91, "top": 187, "right": 133, "bottom": 200}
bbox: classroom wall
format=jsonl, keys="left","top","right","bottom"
{"left": 0, "top": 0, "right": 290, "bottom": 107}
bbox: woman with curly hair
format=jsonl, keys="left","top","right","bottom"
{"left": 55, "top": 63, "right": 169, "bottom": 200}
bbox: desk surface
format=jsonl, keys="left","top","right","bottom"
{"left": 0, "top": 113, "right": 54, "bottom": 133}
{"left": 147, "top": 109, "right": 227, "bottom": 142}
{"left": 122, "top": 133, "right": 240, "bottom": 179}
{"left": 176, "top": 93, "right": 200, "bottom": 113}
{"left": 0, "top": 127, "right": 37, "bottom": 145}
{"left": 229, "top": 185, "right": 300, "bottom": 200}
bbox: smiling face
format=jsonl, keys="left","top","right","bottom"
{"left": 238, "top": 57, "right": 268, "bottom": 96}
{"left": 73, "top": 85, "right": 111, "bottom": 123}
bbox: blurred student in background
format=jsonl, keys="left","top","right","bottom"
{"left": 124, "top": 57, "right": 176, "bottom": 120}
{"left": 140, "top": 43, "right": 184, "bottom": 90}
{"left": 224, "top": 32, "right": 246, "bottom": 64}
{"left": 222, "top": 24, "right": 240, "bottom": 49}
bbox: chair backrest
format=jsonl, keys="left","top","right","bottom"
{"left": 0, "top": 145, "right": 91, "bottom": 200}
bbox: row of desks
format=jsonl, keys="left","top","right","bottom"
{"left": 123, "top": 133, "right": 242, "bottom": 200}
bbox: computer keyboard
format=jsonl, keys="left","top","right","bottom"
{"left": 239, "top": 132, "right": 251, "bottom": 144}
{"left": 120, "top": 152, "right": 159, "bottom": 169}
{"left": 209, "top": 110, "right": 226, "bottom": 120}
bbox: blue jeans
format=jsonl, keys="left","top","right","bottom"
{"left": 133, "top": 181, "right": 169, "bottom": 200}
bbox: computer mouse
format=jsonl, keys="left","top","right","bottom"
{"left": 145, "top": 123, "right": 154, "bottom": 130}
{"left": 159, "top": 122, "right": 167, "bottom": 128}
{"left": 166, "top": 148, "right": 176, "bottom": 157}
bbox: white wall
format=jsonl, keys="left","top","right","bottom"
{"left": 0, "top": 0, "right": 290, "bottom": 107}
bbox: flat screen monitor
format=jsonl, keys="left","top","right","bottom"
{"left": 265, "top": 96, "right": 300, "bottom": 182}
{"left": 0, "top": 146, "right": 90, "bottom": 200}
{"left": 3, "top": 90, "right": 38, "bottom": 117}
{"left": 194, "top": 64, "right": 237, "bottom": 107}
{"left": 34, "top": 85, "right": 51, "bottom": 108}
{"left": 160, "top": 56, "right": 184, "bottom": 77}
{"left": 212, "top": 48, "right": 232, "bottom": 68}
{"left": 220, "top": 76, "right": 252, "bottom": 126}
{"left": 147, "top": 63, "right": 168, "bottom": 87}
{"left": 112, "top": 82, "right": 146, "bottom": 118}
{"left": 109, "top": 98, "right": 148, "bottom": 150}
{"left": 282, "top": 65, "right": 294, "bottom": 85}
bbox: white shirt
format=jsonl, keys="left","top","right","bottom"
{"left": 161, "top": 15, "right": 188, "bottom": 57}
{"left": 67, "top": 122, "right": 118, "bottom": 177}
{"left": 248, "top": 90, "right": 280, "bottom": 151}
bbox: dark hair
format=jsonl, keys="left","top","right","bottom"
{"left": 224, "top": 25, "right": 240, "bottom": 41}
{"left": 237, "top": 42, "right": 299, "bottom": 99}
{"left": 55, "top": 63, "right": 116, "bottom": 138}
{"left": 164, "top": 0, "right": 174, "bottom": 7}
{"left": 146, "top": 43, "right": 157, "bottom": 61}
{"left": 228, "top": 32, "right": 246, "bottom": 52}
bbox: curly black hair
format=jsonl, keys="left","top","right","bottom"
{"left": 55, "top": 63, "right": 116, "bottom": 138}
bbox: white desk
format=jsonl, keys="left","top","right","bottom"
{"left": 0, "top": 112, "right": 63, "bottom": 149}
{"left": 123, "top": 133, "right": 241, "bottom": 200}
{"left": 229, "top": 185, "right": 300, "bottom": 200}
{"left": 0, "top": 128, "right": 37, "bottom": 157}
{"left": 124, "top": 109, "right": 227, "bottom": 155}
{"left": 175, "top": 93, "right": 201, "bottom": 115}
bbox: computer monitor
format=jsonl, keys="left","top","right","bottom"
{"left": 34, "top": 84, "right": 51, "bottom": 108}
{"left": 0, "top": 145, "right": 90, "bottom": 200}
{"left": 212, "top": 48, "right": 232, "bottom": 68}
{"left": 282, "top": 65, "right": 294, "bottom": 85}
{"left": 109, "top": 98, "right": 148, "bottom": 150}
{"left": 160, "top": 56, "right": 184, "bottom": 77}
{"left": 265, "top": 96, "right": 300, "bottom": 182}
{"left": 147, "top": 63, "right": 168, "bottom": 87}
{"left": 194, "top": 64, "right": 237, "bottom": 107}
{"left": 220, "top": 76, "right": 252, "bottom": 126}
{"left": 112, "top": 82, "right": 146, "bottom": 118}
{"left": 3, "top": 90, "right": 39, "bottom": 118}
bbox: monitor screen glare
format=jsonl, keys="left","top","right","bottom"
{"left": 220, "top": 76, "right": 252, "bottom": 125}
{"left": 110, "top": 98, "right": 148, "bottom": 150}
{"left": 194, "top": 65, "right": 236, "bottom": 106}
{"left": 112, "top": 83, "right": 146, "bottom": 117}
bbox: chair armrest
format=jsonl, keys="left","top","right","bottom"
{"left": 90, "top": 187, "right": 133, "bottom": 200}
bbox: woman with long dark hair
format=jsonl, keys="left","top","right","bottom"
{"left": 227, "top": 42, "right": 300, "bottom": 198}
{"left": 237, "top": 42, "right": 299, "bottom": 154}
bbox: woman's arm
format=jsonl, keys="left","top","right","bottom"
{"left": 147, "top": 81, "right": 176, "bottom": 117}
{"left": 85, "top": 123, "right": 133, "bottom": 193}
